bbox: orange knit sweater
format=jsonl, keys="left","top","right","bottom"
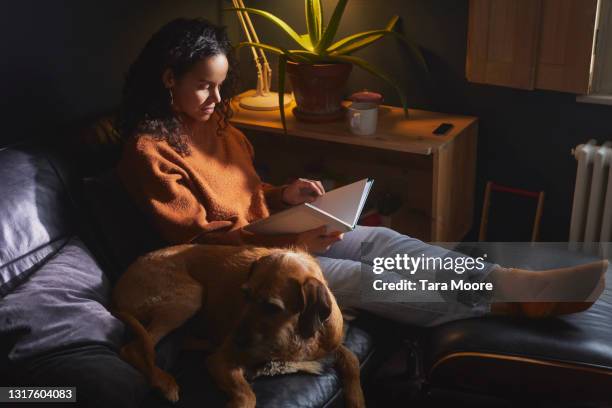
{"left": 116, "top": 114, "right": 297, "bottom": 247}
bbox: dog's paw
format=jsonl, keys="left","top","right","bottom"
{"left": 152, "top": 368, "right": 180, "bottom": 403}
{"left": 164, "top": 383, "right": 180, "bottom": 404}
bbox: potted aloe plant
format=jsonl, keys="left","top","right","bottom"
{"left": 229, "top": 0, "right": 426, "bottom": 130}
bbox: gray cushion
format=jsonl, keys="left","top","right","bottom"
{"left": 0, "top": 147, "right": 73, "bottom": 297}
{"left": 0, "top": 236, "right": 124, "bottom": 361}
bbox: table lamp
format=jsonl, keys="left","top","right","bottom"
{"left": 232, "top": 0, "right": 293, "bottom": 111}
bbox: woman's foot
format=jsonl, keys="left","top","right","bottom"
{"left": 489, "top": 259, "right": 608, "bottom": 318}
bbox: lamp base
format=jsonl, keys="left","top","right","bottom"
{"left": 237, "top": 90, "right": 293, "bottom": 111}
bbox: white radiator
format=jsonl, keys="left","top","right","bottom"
{"left": 569, "top": 140, "right": 612, "bottom": 256}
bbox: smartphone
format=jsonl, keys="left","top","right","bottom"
{"left": 433, "top": 123, "right": 454, "bottom": 136}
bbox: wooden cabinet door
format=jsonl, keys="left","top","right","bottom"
{"left": 535, "top": 0, "right": 598, "bottom": 94}
{"left": 466, "top": 0, "right": 543, "bottom": 89}
{"left": 466, "top": 0, "right": 598, "bottom": 93}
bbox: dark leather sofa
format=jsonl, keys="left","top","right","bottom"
{"left": 0, "top": 142, "right": 397, "bottom": 408}
{"left": 1, "top": 139, "right": 612, "bottom": 408}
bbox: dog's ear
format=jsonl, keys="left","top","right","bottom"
{"left": 241, "top": 258, "right": 261, "bottom": 300}
{"left": 298, "top": 278, "right": 332, "bottom": 339}
{"left": 247, "top": 257, "right": 260, "bottom": 280}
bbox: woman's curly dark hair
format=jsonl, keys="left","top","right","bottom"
{"left": 118, "top": 18, "right": 239, "bottom": 155}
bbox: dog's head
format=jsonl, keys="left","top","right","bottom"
{"left": 234, "top": 248, "right": 333, "bottom": 358}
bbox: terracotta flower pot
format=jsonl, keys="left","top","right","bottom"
{"left": 286, "top": 61, "right": 353, "bottom": 123}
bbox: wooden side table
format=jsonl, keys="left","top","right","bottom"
{"left": 230, "top": 99, "right": 478, "bottom": 242}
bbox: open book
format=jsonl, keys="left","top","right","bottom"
{"left": 245, "top": 178, "right": 374, "bottom": 234}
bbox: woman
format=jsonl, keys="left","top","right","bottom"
{"left": 116, "top": 18, "right": 606, "bottom": 326}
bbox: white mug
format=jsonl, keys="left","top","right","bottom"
{"left": 347, "top": 102, "right": 378, "bottom": 136}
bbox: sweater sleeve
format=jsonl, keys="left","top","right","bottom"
{"left": 118, "top": 137, "right": 298, "bottom": 247}
{"left": 262, "top": 182, "right": 292, "bottom": 212}
{"left": 118, "top": 139, "right": 236, "bottom": 244}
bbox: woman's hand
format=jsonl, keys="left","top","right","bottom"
{"left": 282, "top": 178, "right": 325, "bottom": 205}
{"left": 296, "top": 226, "right": 344, "bottom": 254}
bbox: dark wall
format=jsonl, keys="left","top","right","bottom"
{"left": 223, "top": 0, "right": 612, "bottom": 241}
{"left": 1, "top": 0, "right": 219, "bottom": 147}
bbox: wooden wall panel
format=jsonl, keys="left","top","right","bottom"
{"left": 466, "top": 0, "right": 543, "bottom": 89}
{"left": 535, "top": 0, "right": 598, "bottom": 94}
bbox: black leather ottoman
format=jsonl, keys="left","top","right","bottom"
{"left": 424, "top": 244, "right": 612, "bottom": 406}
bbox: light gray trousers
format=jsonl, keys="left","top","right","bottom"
{"left": 317, "top": 226, "right": 497, "bottom": 327}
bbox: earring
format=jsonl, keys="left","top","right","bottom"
{"left": 168, "top": 88, "right": 174, "bottom": 106}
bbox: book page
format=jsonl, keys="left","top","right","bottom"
{"left": 244, "top": 205, "right": 351, "bottom": 234}
{"left": 309, "top": 179, "right": 372, "bottom": 226}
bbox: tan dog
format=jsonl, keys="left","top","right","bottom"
{"left": 111, "top": 244, "right": 365, "bottom": 408}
